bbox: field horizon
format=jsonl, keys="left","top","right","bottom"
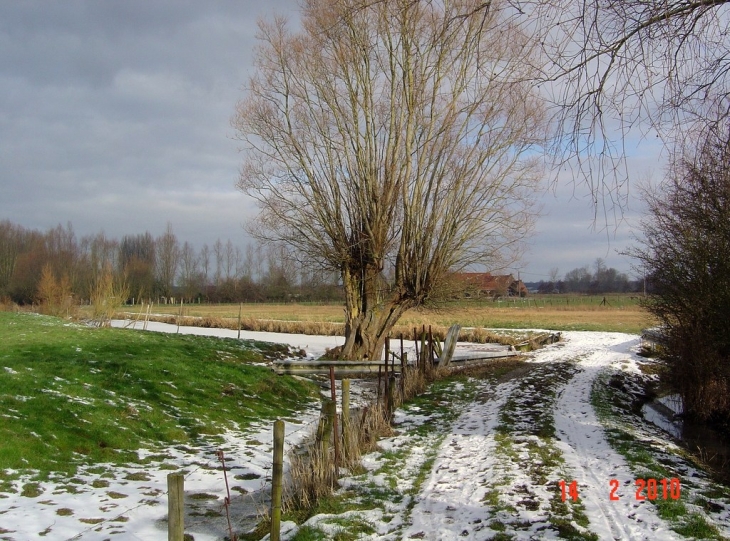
{"left": 102, "top": 294, "right": 654, "bottom": 336}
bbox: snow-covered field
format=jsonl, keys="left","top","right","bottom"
{"left": 2, "top": 324, "right": 729, "bottom": 540}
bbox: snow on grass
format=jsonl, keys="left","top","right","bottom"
{"left": 111, "top": 320, "right": 345, "bottom": 360}
{"left": 4, "top": 323, "right": 730, "bottom": 540}
{"left": 0, "top": 410, "right": 323, "bottom": 540}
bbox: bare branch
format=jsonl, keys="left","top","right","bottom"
{"left": 233, "top": 0, "right": 545, "bottom": 359}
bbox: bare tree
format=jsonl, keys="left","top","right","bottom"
{"left": 179, "top": 241, "right": 200, "bottom": 301}
{"left": 242, "top": 243, "right": 256, "bottom": 281}
{"left": 631, "top": 121, "right": 730, "bottom": 422}
{"left": 199, "top": 243, "right": 211, "bottom": 294}
{"left": 0, "top": 220, "right": 24, "bottom": 297}
{"left": 213, "top": 238, "right": 224, "bottom": 288}
{"left": 156, "top": 223, "right": 180, "bottom": 299}
{"left": 514, "top": 0, "right": 730, "bottom": 210}
{"left": 224, "top": 239, "right": 238, "bottom": 282}
{"left": 119, "top": 232, "right": 155, "bottom": 303}
{"left": 234, "top": 0, "right": 545, "bottom": 359}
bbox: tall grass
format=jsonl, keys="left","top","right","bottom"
{"left": 282, "top": 361, "right": 439, "bottom": 523}
{"left": 117, "top": 312, "right": 528, "bottom": 347}
{"left": 111, "top": 295, "right": 654, "bottom": 335}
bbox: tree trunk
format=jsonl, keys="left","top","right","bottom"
{"left": 339, "top": 266, "right": 411, "bottom": 361}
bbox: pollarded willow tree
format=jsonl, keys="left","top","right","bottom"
{"left": 234, "top": 0, "right": 546, "bottom": 360}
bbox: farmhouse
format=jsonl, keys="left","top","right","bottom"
{"left": 453, "top": 272, "right": 528, "bottom": 298}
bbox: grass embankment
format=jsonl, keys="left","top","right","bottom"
{"left": 0, "top": 312, "right": 319, "bottom": 487}
{"left": 112, "top": 294, "right": 654, "bottom": 336}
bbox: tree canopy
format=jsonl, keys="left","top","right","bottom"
{"left": 505, "top": 0, "right": 730, "bottom": 212}
{"left": 234, "top": 0, "right": 547, "bottom": 359}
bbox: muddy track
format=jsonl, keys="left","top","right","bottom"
{"left": 403, "top": 333, "right": 689, "bottom": 540}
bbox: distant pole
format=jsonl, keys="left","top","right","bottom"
{"left": 143, "top": 303, "right": 151, "bottom": 331}
{"left": 237, "top": 302, "right": 242, "bottom": 339}
{"left": 176, "top": 298, "right": 183, "bottom": 334}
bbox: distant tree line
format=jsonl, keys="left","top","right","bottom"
{"left": 0, "top": 220, "right": 343, "bottom": 306}
{"left": 532, "top": 258, "right": 639, "bottom": 294}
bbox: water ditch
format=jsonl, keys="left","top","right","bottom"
{"left": 642, "top": 394, "right": 730, "bottom": 482}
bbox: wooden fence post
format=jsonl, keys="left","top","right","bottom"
{"left": 420, "top": 325, "right": 424, "bottom": 372}
{"left": 428, "top": 325, "right": 434, "bottom": 368}
{"left": 167, "top": 473, "right": 184, "bottom": 541}
{"left": 387, "top": 375, "right": 396, "bottom": 419}
{"left": 317, "top": 400, "right": 335, "bottom": 456}
{"left": 328, "top": 367, "right": 340, "bottom": 473}
{"left": 377, "top": 366, "right": 382, "bottom": 403}
{"left": 237, "top": 303, "right": 242, "bottom": 340}
{"left": 271, "top": 420, "right": 284, "bottom": 541}
{"left": 400, "top": 352, "right": 407, "bottom": 397}
{"left": 342, "top": 379, "right": 351, "bottom": 460}
{"left": 317, "top": 400, "right": 336, "bottom": 486}
{"left": 413, "top": 328, "right": 419, "bottom": 370}
{"left": 384, "top": 337, "right": 389, "bottom": 401}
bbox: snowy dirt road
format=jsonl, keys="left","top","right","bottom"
{"left": 291, "top": 332, "right": 730, "bottom": 541}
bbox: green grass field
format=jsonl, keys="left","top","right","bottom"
{"left": 0, "top": 312, "right": 318, "bottom": 485}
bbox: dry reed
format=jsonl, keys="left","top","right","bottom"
{"left": 114, "top": 312, "right": 522, "bottom": 346}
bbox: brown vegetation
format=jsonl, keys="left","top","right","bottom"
{"left": 36, "top": 264, "right": 76, "bottom": 318}
{"left": 112, "top": 295, "right": 653, "bottom": 338}
{"left": 632, "top": 121, "right": 730, "bottom": 424}
{"left": 89, "top": 265, "right": 129, "bottom": 328}
{"left": 285, "top": 356, "right": 434, "bottom": 519}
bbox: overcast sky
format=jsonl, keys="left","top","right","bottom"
{"left": 0, "top": 1, "right": 662, "bottom": 282}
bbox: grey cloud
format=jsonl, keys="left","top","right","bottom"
{"left": 0, "top": 0, "right": 660, "bottom": 280}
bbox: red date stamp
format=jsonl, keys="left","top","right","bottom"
{"left": 559, "top": 478, "right": 681, "bottom": 502}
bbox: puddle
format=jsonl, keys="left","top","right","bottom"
{"left": 643, "top": 395, "right": 730, "bottom": 478}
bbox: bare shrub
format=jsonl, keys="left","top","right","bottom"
{"left": 398, "top": 367, "right": 427, "bottom": 409}
{"left": 90, "top": 266, "right": 129, "bottom": 327}
{"left": 355, "top": 403, "right": 393, "bottom": 456}
{"left": 631, "top": 121, "right": 730, "bottom": 423}
{"left": 36, "top": 265, "right": 76, "bottom": 318}
{"left": 0, "top": 297, "right": 17, "bottom": 312}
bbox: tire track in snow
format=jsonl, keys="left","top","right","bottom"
{"left": 402, "top": 378, "right": 522, "bottom": 540}
{"left": 401, "top": 333, "right": 683, "bottom": 540}
{"left": 551, "top": 331, "right": 681, "bottom": 540}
